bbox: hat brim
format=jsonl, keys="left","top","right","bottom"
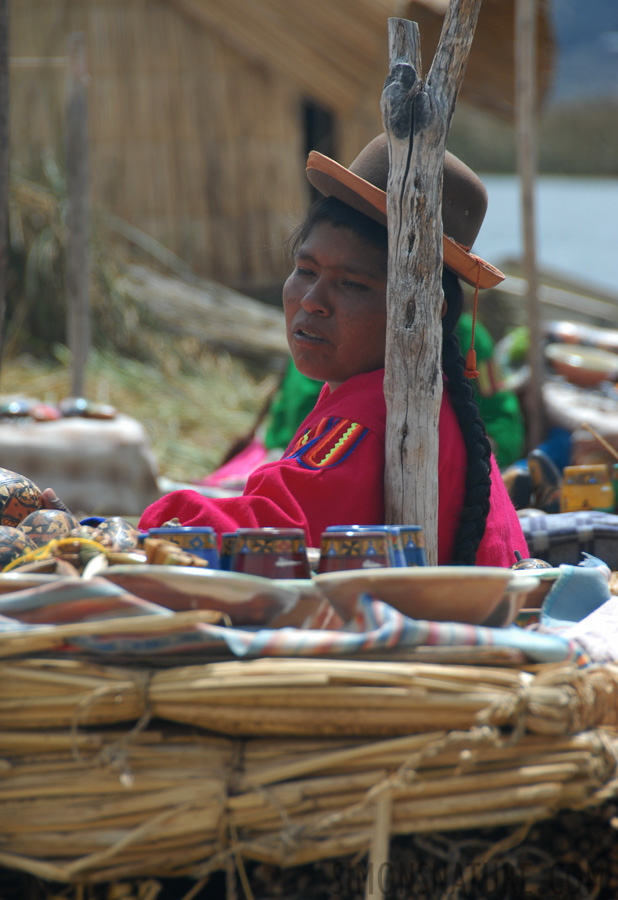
{"left": 306, "top": 151, "right": 505, "bottom": 290}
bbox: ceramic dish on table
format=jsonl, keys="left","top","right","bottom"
{"left": 0, "top": 572, "right": 68, "bottom": 594}
{"left": 99, "top": 565, "right": 322, "bottom": 627}
{"left": 313, "top": 566, "right": 540, "bottom": 627}
{"left": 508, "top": 566, "right": 561, "bottom": 609}
{"left": 544, "top": 343, "right": 618, "bottom": 388}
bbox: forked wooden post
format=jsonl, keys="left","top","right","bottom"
{"left": 66, "top": 32, "right": 91, "bottom": 398}
{"left": 381, "top": 5, "right": 482, "bottom": 565}
{"left": 516, "top": 0, "right": 544, "bottom": 451}
{"left": 0, "top": 0, "right": 9, "bottom": 383}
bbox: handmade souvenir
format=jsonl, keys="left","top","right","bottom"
{"left": 230, "top": 528, "right": 310, "bottom": 579}
{"left": 143, "top": 537, "right": 210, "bottom": 568}
{"left": 91, "top": 516, "right": 140, "bottom": 552}
{"left": 19, "top": 508, "right": 81, "bottom": 546}
{"left": 148, "top": 525, "right": 219, "bottom": 567}
{"left": 314, "top": 566, "right": 530, "bottom": 626}
{"left": 545, "top": 342, "right": 618, "bottom": 388}
{"left": 0, "top": 398, "right": 32, "bottom": 418}
{"left": 398, "top": 525, "right": 428, "bottom": 566}
{"left": 561, "top": 464, "right": 614, "bottom": 513}
{"left": 0, "top": 467, "right": 43, "bottom": 527}
{"left": 325, "top": 525, "right": 405, "bottom": 567}
{"left": 0, "top": 525, "right": 36, "bottom": 569}
{"left": 317, "top": 529, "right": 397, "bottom": 573}
{"left": 100, "top": 564, "right": 300, "bottom": 625}
{"left": 58, "top": 396, "right": 117, "bottom": 419}
{"left": 219, "top": 532, "right": 237, "bottom": 571}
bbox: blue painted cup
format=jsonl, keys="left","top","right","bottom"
{"left": 318, "top": 528, "right": 402, "bottom": 573}
{"left": 148, "top": 525, "right": 220, "bottom": 568}
{"left": 219, "top": 531, "right": 237, "bottom": 571}
{"left": 398, "top": 525, "right": 428, "bottom": 566}
{"left": 324, "top": 525, "right": 405, "bottom": 567}
{"left": 230, "top": 528, "right": 311, "bottom": 579}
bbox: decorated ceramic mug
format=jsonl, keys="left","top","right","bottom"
{"left": 325, "top": 525, "right": 405, "bottom": 567}
{"left": 318, "top": 529, "right": 398, "bottom": 573}
{"left": 219, "top": 531, "right": 237, "bottom": 571}
{"left": 230, "top": 528, "right": 311, "bottom": 579}
{"left": 148, "top": 525, "right": 219, "bottom": 568}
{"left": 397, "top": 525, "right": 428, "bottom": 567}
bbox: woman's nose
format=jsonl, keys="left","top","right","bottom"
{"left": 299, "top": 277, "right": 330, "bottom": 315}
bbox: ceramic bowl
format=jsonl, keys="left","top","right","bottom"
{"left": 313, "top": 566, "right": 538, "bottom": 627}
{"left": 509, "top": 566, "right": 561, "bottom": 609}
{"left": 544, "top": 343, "right": 618, "bottom": 388}
{"left": 100, "top": 564, "right": 305, "bottom": 627}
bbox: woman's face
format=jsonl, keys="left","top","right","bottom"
{"left": 283, "top": 222, "right": 388, "bottom": 389}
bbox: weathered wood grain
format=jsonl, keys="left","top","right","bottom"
{"left": 381, "top": 4, "right": 483, "bottom": 563}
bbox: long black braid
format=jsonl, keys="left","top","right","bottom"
{"left": 441, "top": 269, "right": 493, "bottom": 564}
{"left": 291, "top": 196, "right": 492, "bottom": 564}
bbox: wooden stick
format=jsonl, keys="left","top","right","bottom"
{"left": 581, "top": 421, "right": 618, "bottom": 462}
{"left": 0, "top": 0, "right": 8, "bottom": 381}
{"left": 365, "top": 790, "right": 392, "bottom": 900}
{"left": 66, "top": 31, "right": 91, "bottom": 397}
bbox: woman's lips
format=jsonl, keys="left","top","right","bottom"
{"left": 294, "top": 327, "right": 327, "bottom": 343}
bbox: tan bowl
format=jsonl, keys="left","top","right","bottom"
{"left": 544, "top": 343, "right": 618, "bottom": 388}
{"left": 313, "top": 566, "right": 537, "bottom": 627}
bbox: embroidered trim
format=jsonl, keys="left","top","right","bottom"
{"left": 287, "top": 417, "right": 369, "bottom": 469}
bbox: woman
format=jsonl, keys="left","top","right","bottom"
{"left": 138, "top": 135, "right": 528, "bottom": 566}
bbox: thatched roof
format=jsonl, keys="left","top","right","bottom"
{"left": 164, "top": 0, "right": 396, "bottom": 113}
{"left": 167, "top": 0, "right": 554, "bottom": 119}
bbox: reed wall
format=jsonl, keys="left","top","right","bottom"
{"left": 8, "top": 0, "right": 551, "bottom": 294}
{"left": 9, "top": 0, "right": 386, "bottom": 294}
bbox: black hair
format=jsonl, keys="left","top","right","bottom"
{"left": 440, "top": 269, "right": 492, "bottom": 565}
{"left": 293, "top": 195, "right": 492, "bottom": 565}
{"left": 289, "top": 195, "right": 388, "bottom": 258}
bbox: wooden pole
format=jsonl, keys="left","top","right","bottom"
{"left": 0, "top": 0, "right": 9, "bottom": 384}
{"left": 381, "top": 2, "right": 483, "bottom": 565}
{"left": 66, "top": 32, "right": 91, "bottom": 398}
{"left": 515, "top": 0, "right": 544, "bottom": 451}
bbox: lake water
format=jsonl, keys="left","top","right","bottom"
{"left": 473, "top": 175, "right": 618, "bottom": 297}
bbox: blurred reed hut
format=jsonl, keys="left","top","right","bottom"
{"left": 9, "top": 0, "right": 552, "bottom": 300}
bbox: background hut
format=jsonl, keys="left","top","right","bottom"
{"left": 9, "top": 0, "right": 553, "bottom": 300}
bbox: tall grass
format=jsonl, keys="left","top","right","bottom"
{"left": 2, "top": 167, "right": 280, "bottom": 483}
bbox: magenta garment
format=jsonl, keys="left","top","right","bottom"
{"left": 139, "top": 369, "right": 528, "bottom": 566}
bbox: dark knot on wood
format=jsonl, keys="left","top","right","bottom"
{"left": 382, "top": 63, "right": 422, "bottom": 139}
{"left": 405, "top": 298, "right": 416, "bottom": 328}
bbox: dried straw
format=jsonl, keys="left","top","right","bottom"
{"left": 3, "top": 655, "right": 618, "bottom": 739}
{"left": 1, "top": 651, "right": 618, "bottom": 883}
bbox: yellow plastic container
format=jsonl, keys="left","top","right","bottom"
{"left": 560, "top": 464, "right": 614, "bottom": 513}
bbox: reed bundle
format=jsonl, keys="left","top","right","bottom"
{"left": 3, "top": 650, "right": 618, "bottom": 884}
{"left": 1, "top": 718, "right": 617, "bottom": 884}
{"left": 3, "top": 653, "right": 618, "bottom": 738}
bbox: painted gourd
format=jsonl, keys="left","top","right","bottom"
{"left": 19, "top": 508, "right": 82, "bottom": 547}
{"left": 91, "top": 517, "right": 139, "bottom": 552}
{"left": 0, "top": 525, "right": 37, "bottom": 569}
{"left": 0, "top": 467, "right": 43, "bottom": 527}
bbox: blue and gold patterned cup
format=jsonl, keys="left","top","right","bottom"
{"left": 219, "top": 531, "right": 237, "bottom": 571}
{"left": 230, "top": 527, "right": 311, "bottom": 579}
{"left": 325, "top": 525, "right": 405, "bottom": 567}
{"left": 148, "top": 525, "right": 219, "bottom": 568}
{"left": 318, "top": 529, "right": 398, "bottom": 573}
{"left": 398, "top": 525, "right": 428, "bottom": 567}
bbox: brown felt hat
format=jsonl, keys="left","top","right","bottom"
{"left": 306, "top": 134, "right": 504, "bottom": 289}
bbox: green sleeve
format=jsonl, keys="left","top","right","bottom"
{"left": 264, "top": 360, "right": 324, "bottom": 450}
{"left": 455, "top": 314, "right": 526, "bottom": 468}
